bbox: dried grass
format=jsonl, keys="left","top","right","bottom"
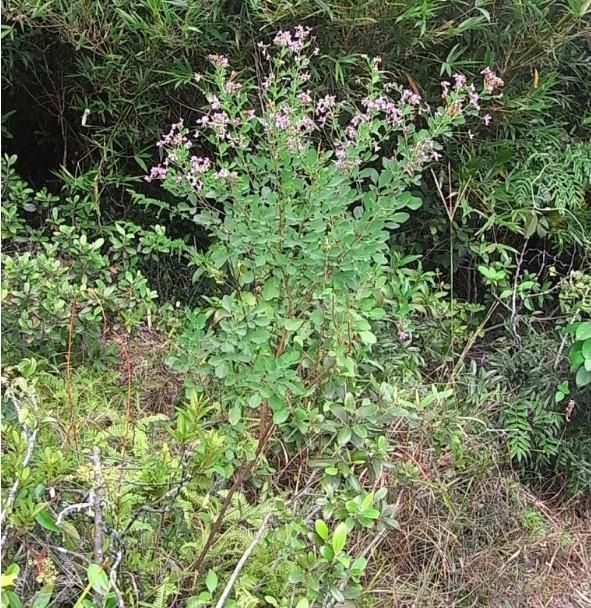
{"left": 104, "top": 325, "right": 182, "bottom": 416}
{"left": 362, "top": 429, "right": 591, "bottom": 608}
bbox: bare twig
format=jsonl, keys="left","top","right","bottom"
{"left": 55, "top": 496, "right": 95, "bottom": 525}
{"left": 92, "top": 447, "right": 104, "bottom": 566}
{"left": 109, "top": 550, "right": 125, "bottom": 608}
{"left": 214, "top": 512, "right": 273, "bottom": 608}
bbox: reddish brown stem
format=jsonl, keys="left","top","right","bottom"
{"left": 191, "top": 405, "right": 274, "bottom": 586}
{"left": 64, "top": 296, "right": 78, "bottom": 449}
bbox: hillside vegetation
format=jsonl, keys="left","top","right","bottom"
{"left": 1, "top": 1, "right": 590, "bottom": 607}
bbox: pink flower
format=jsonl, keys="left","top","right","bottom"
{"left": 225, "top": 80, "right": 242, "bottom": 94}
{"left": 468, "top": 85, "right": 480, "bottom": 109}
{"left": 481, "top": 67, "right": 504, "bottom": 93}
{"left": 273, "top": 26, "right": 312, "bottom": 53}
{"left": 190, "top": 156, "right": 211, "bottom": 174}
{"left": 315, "top": 95, "right": 336, "bottom": 115}
{"left": 145, "top": 164, "right": 167, "bottom": 182}
{"left": 156, "top": 120, "right": 188, "bottom": 148}
{"left": 208, "top": 54, "right": 229, "bottom": 68}
{"left": 401, "top": 89, "right": 421, "bottom": 105}
{"left": 208, "top": 95, "right": 221, "bottom": 110}
{"left": 298, "top": 91, "right": 312, "bottom": 104}
{"left": 211, "top": 112, "right": 229, "bottom": 137}
{"left": 482, "top": 113, "right": 492, "bottom": 126}
{"left": 271, "top": 108, "right": 289, "bottom": 129}
{"left": 453, "top": 73, "right": 466, "bottom": 89}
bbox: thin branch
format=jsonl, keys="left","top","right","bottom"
{"left": 56, "top": 496, "right": 95, "bottom": 525}
{"left": 92, "top": 448, "right": 104, "bottom": 576}
{"left": 214, "top": 512, "right": 273, "bottom": 608}
{"left": 0, "top": 391, "right": 39, "bottom": 558}
{"left": 109, "top": 550, "right": 125, "bottom": 608}
{"left": 191, "top": 412, "right": 274, "bottom": 585}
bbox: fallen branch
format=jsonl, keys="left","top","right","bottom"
{"left": 109, "top": 550, "right": 125, "bottom": 608}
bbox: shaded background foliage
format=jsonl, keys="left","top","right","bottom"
{"left": 3, "top": 0, "right": 590, "bottom": 239}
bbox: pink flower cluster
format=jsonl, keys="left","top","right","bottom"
{"left": 265, "top": 105, "right": 316, "bottom": 151}
{"left": 400, "top": 89, "right": 422, "bottom": 106}
{"left": 362, "top": 96, "right": 402, "bottom": 125}
{"left": 416, "top": 138, "right": 441, "bottom": 163}
{"left": 208, "top": 54, "right": 229, "bottom": 68}
{"left": 481, "top": 67, "right": 504, "bottom": 93}
{"left": 272, "top": 108, "right": 289, "bottom": 129}
{"left": 156, "top": 120, "right": 191, "bottom": 149}
{"left": 187, "top": 156, "right": 212, "bottom": 189}
{"left": 298, "top": 91, "right": 312, "bottom": 104}
{"left": 273, "top": 26, "right": 312, "bottom": 53}
{"left": 211, "top": 112, "right": 230, "bottom": 138}
{"left": 334, "top": 144, "right": 362, "bottom": 171}
{"left": 145, "top": 164, "right": 167, "bottom": 183}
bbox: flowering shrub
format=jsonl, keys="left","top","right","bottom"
{"left": 147, "top": 27, "right": 503, "bottom": 604}
{"left": 151, "top": 27, "right": 500, "bottom": 425}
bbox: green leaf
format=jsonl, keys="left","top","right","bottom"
{"left": 315, "top": 519, "right": 329, "bottom": 540}
{"left": 0, "top": 565, "right": 19, "bottom": 588}
{"left": 248, "top": 393, "right": 262, "bottom": 408}
{"left": 215, "top": 362, "right": 228, "bottom": 379}
{"left": 332, "top": 522, "right": 348, "bottom": 554}
{"left": 228, "top": 405, "right": 241, "bottom": 426}
{"left": 295, "top": 599, "right": 309, "bottom": 608}
{"left": 205, "top": 570, "right": 218, "bottom": 593}
{"left": 524, "top": 214, "right": 537, "bottom": 238}
{"left": 388, "top": 212, "right": 410, "bottom": 225}
{"left": 272, "top": 408, "right": 289, "bottom": 424}
{"left": 399, "top": 192, "right": 422, "bottom": 210}
{"left": 249, "top": 327, "right": 270, "bottom": 344}
{"left": 337, "top": 426, "right": 351, "bottom": 446}
{"left": 575, "top": 321, "right": 591, "bottom": 341}
{"left": 582, "top": 338, "right": 591, "bottom": 359}
{"left": 284, "top": 318, "right": 303, "bottom": 331}
{"left": 241, "top": 292, "right": 257, "bottom": 306}
{"left": 87, "top": 564, "right": 109, "bottom": 595}
{"left": 575, "top": 366, "right": 591, "bottom": 387}
{"left": 4, "top": 590, "right": 21, "bottom": 608}
{"left": 361, "top": 493, "right": 374, "bottom": 510}
{"left": 358, "top": 331, "right": 377, "bottom": 345}
{"left": 35, "top": 510, "right": 60, "bottom": 532}
{"left": 32, "top": 585, "right": 53, "bottom": 608}
{"left": 262, "top": 279, "right": 280, "bottom": 300}
{"left": 361, "top": 507, "right": 380, "bottom": 519}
